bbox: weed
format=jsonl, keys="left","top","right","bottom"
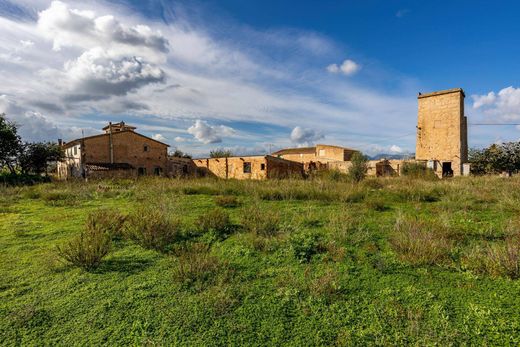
{"left": 390, "top": 215, "right": 453, "bottom": 266}
{"left": 241, "top": 204, "right": 280, "bottom": 237}
{"left": 172, "top": 243, "right": 231, "bottom": 290}
{"left": 86, "top": 208, "right": 127, "bottom": 240}
{"left": 196, "top": 208, "right": 233, "bottom": 240}
{"left": 56, "top": 224, "right": 111, "bottom": 270}
{"left": 290, "top": 231, "right": 323, "bottom": 263}
{"left": 124, "top": 206, "right": 182, "bottom": 252}
{"left": 215, "top": 195, "right": 240, "bottom": 208}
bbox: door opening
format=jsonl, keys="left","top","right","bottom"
{"left": 442, "top": 162, "right": 453, "bottom": 177}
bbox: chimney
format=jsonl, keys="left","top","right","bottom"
{"left": 58, "top": 139, "right": 63, "bottom": 146}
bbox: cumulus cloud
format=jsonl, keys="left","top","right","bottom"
{"left": 326, "top": 59, "right": 360, "bottom": 76}
{"left": 472, "top": 87, "right": 520, "bottom": 120}
{"left": 61, "top": 47, "right": 165, "bottom": 101}
{"left": 38, "top": 1, "right": 168, "bottom": 57}
{"left": 187, "top": 120, "right": 236, "bottom": 144}
{"left": 290, "top": 126, "right": 324, "bottom": 145}
{"left": 174, "top": 136, "right": 186, "bottom": 142}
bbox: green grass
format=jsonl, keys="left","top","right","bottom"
{"left": 1, "top": 176, "right": 519, "bottom": 345}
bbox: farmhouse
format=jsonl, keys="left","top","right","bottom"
{"left": 193, "top": 155, "right": 303, "bottom": 180}
{"left": 57, "top": 122, "right": 169, "bottom": 179}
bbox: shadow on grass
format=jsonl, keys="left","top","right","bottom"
{"left": 93, "top": 256, "right": 155, "bottom": 275}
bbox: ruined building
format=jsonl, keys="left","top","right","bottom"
{"left": 194, "top": 155, "right": 303, "bottom": 179}
{"left": 57, "top": 122, "right": 169, "bottom": 179}
{"left": 273, "top": 144, "right": 358, "bottom": 172}
{"left": 415, "top": 88, "right": 468, "bottom": 177}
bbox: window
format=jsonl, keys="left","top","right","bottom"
{"left": 260, "top": 163, "right": 265, "bottom": 171}
{"left": 143, "top": 145, "right": 149, "bottom": 152}
{"left": 138, "top": 167, "right": 146, "bottom": 176}
{"left": 73, "top": 146, "right": 77, "bottom": 155}
{"left": 154, "top": 167, "right": 162, "bottom": 176}
{"left": 243, "top": 162, "right": 252, "bottom": 173}
{"left": 318, "top": 149, "right": 326, "bottom": 156}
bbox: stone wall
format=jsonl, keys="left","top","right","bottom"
{"left": 416, "top": 88, "right": 467, "bottom": 176}
{"left": 194, "top": 155, "right": 303, "bottom": 180}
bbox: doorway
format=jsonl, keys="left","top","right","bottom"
{"left": 442, "top": 162, "right": 453, "bottom": 177}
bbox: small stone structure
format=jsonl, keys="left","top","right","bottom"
{"left": 193, "top": 155, "right": 303, "bottom": 180}
{"left": 57, "top": 122, "right": 169, "bottom": 179}
{"left": 273, "top": 144, "right": 358, "bottom": 172}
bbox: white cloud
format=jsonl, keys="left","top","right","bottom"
{"left": 389, "top": 145, "right": 403, "bottom": 153}
{"left": 326, "top": 59, "right": 360, "bottom": 76}
{"left": 174, "top": 136, "right": 186, "bottom": 142}
{"left": 472, "top": 87, "right": 520, "bottom": 120}
{"left": 38, "top": 1, "right": 168, "bottom": 60}
{"left": 152, "top": 133, "right": 167, "bottom": 142}
{"left": 60, "top": 47, "right": 165, "bottom": 101}
{"left": 290, "top": 126, "right": 324, "bottom": 145}
{"left": 20, "top": 39, "right": 34, "bottom": 47}
{"left": 187, "top": 120, "right": 236, "bottom": 144}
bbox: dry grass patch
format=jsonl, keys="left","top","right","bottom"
{"left": 390, "top": 214, "right": 453, "bottom": 266}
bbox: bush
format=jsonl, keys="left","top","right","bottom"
{"left": 390, "top": 215, "right": 452, "bottom": 266}
{"left": 56, "top": 224, "right": 111, "bottom": 270}
{"left": 172, "top": 243, "right": 231, "bottom": 290}
{"left": 241, "top": 204, "right": 280, "bottom": 237}
{"left": 290, "top": 231, "right": 323, "bottom": 263}
{"left": 124, "top": 206, "right": 182, "bottom": 252}
{"left": 196, "top": 208, "right": 233, "bottom": 240}
{"left": 365, "top": 198, "right": 389, "bottom": 212}
{"left": 463, "top": 233, "right": 519, "bottom": 279}
{"left": 215, "top": 195, "right": 240, "bottom": 208}
{"left": 86, "top": 208, "right": 127, "bottom": 240}
{"left": 401, "top": 162, "right": 437, "bottom": 180}
{"left": 347, "top": 152, "right": 369, "bottom": 183}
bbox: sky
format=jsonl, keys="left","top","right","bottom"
{"left": 1, "top": 0, "right": 519, "bottom": 157}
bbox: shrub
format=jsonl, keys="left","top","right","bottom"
{"left": 196, "top": 208, "right": 233, "bottom": 240}
{"left": 401, "top": 162, "right": 437, "bottom": 180}
{"left": 172, "top": 243, "right": 231, "bottom": 290}
{"left": 86, "top": 208, "right": 127, "bottom": 240}
{"left": 215, "top": 195, "right": 240, "bottom": 208}
{"left": 241, "top": 204, "right": 280, "bottom": 237}
{"left": 390, "top": 215, "right": 452, "bottom": 266}
{"left": 124, "top": 206, "right": 182, "bottom": 252}
{"left": 56, "top": 224, "right": 111, "bottom": 270}
{"left": 347, "top": 152, "right": 369, "bottom": 183}
{"left": 290, "top": 231, "right": 323, "bottom": 263}
{"left": 463, "top": 233, "right": 519, "bottom": 279}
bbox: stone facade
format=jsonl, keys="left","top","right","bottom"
{"left": 57, "top": 122, "right": 169, "bottom": 179}
{"left": 193, "top": 155, "right": 303, "bottom": 180}
{"left": 416, "top": 88, "right": 468, "bottom": 177}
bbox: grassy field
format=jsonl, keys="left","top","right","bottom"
{"left": 1, "top": 176, "right": 519, "bottom": 345}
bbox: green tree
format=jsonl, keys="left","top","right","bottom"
{"left": 469, "top": 141, "right": 520, "bottom": 175}
{"left": 209, "top": 148, "right": 233, "bottom": 158}
{"left": 348, "top": 152, "right": 369, "bottom": 182}
{"left": 19, "top": 142, "right": 64, "bottom": 175}
{"left": 170, "top": 149, "right": 192, "bottom": 159}
{"left": 0, "top": 113, "right": 21, "bottom": 174}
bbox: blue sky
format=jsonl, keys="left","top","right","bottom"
{"left": 0, "top": 0, "right": 519, "bottom": 157}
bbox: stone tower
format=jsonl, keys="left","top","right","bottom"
{"left": 416, "top": 88, "right": 468, "bottom": 177}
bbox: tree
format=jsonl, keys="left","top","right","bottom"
{"left": 469, "top": 141, "right": 520, "bottom": 175}
{"left": 210, "top": 148, "right": 233, "bottom": 158}
{"left": 348, "top": 152, "right": 368, "bottom": 182}
{"left": 0, "top": 113, "right": 21, "bottom": 174}
{"left": 19, "top": 142, "right": 64, "bottom": 175}
{"left": 170, "top": 149, "right": 192, "bottom": 159}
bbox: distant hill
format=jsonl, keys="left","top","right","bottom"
{"left": 369, "top": 153, "right": 415, "bottom": 160}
